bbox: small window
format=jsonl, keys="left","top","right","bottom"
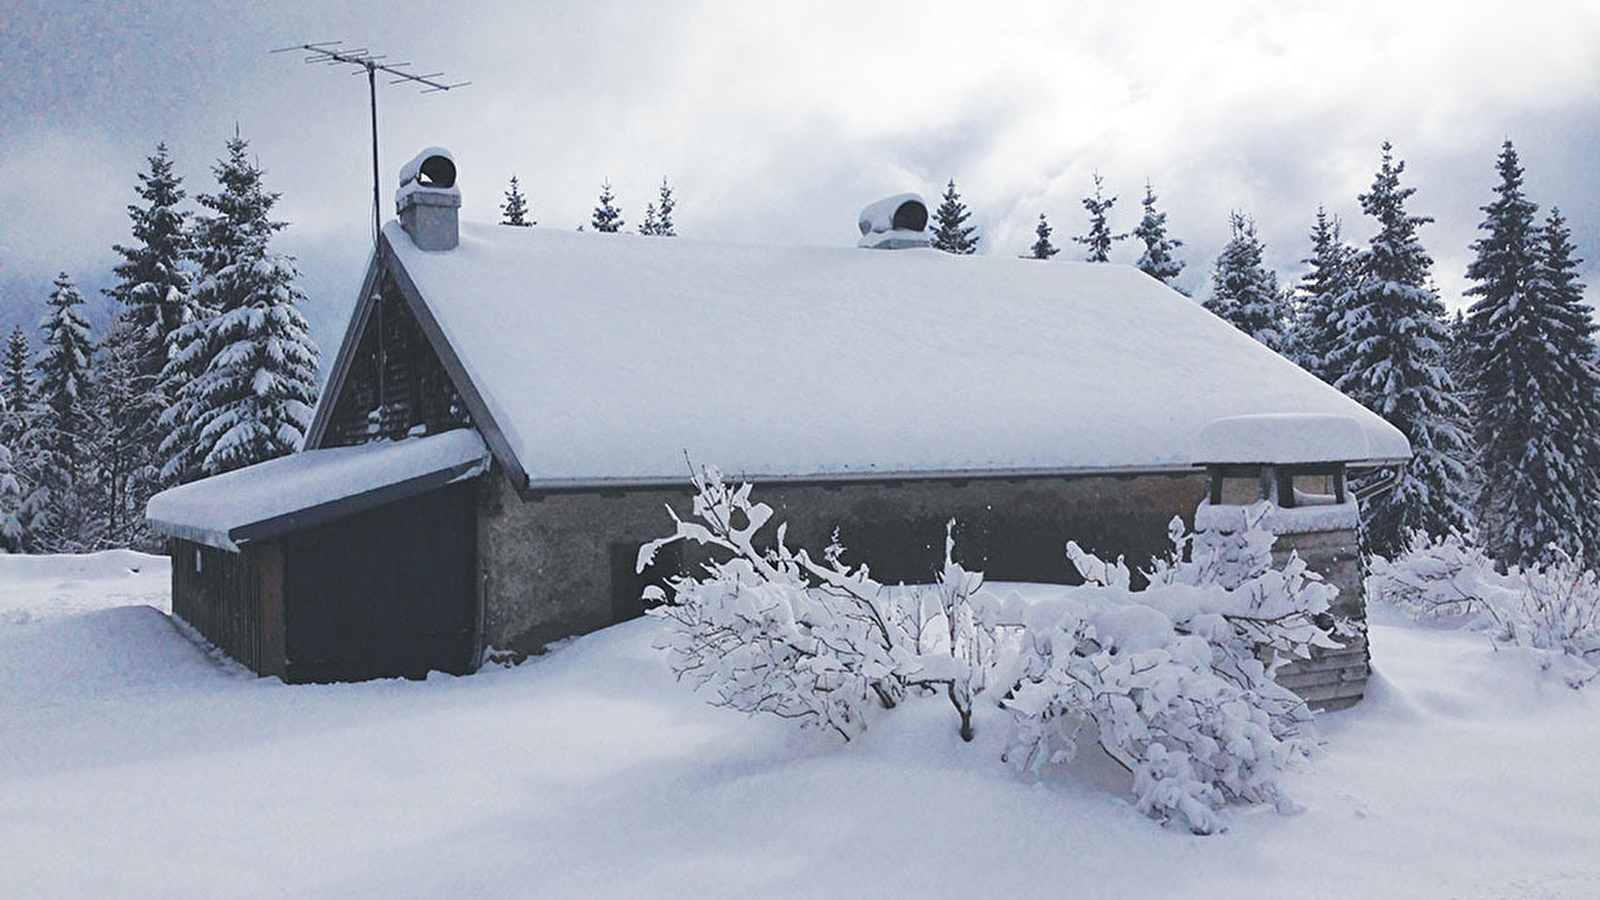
{"left": 194, "top": 549, "right": 204, "bottom": 574}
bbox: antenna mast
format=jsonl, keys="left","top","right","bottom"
{"left": 272, "top": 41, "right": 469, "bottom": 242}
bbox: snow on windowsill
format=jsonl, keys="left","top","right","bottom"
{"left": 1195, "top": 499, "right": 1359, "bottom": 535}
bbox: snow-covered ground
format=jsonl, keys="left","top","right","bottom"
{"left": 2, "top": 553, "right": 1597, "bottom": 899}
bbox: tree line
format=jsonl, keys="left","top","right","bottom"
{"left": 0, "top": 131, "right": 320, "bottom": 553}
{"left": 929, "top": 141, "right": 1595, "bottom": 569}
{"left": 499, "top": 174, "right": 678, "bottom": 235}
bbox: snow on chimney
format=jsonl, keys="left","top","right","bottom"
{"left": 857, "top": 193, "right": 929, "bottom": 249}
{"left": 396, "top": 147, "right": 460, "bottom": 251}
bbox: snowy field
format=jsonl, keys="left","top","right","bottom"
{"left": 2, "top": 553, "right": 1598, "bottom": 899}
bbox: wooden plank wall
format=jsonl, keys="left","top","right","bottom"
{"left": 170, "top": 539, "right": 285, "bottom": 676}
{"left": 323, "top": 274, "right": 471, "bottom": 449}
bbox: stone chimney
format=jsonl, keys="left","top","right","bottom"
{"left": 396, "top": 147, "right": 460, "bottom": 251}
{"left": 857, "top": 193, "right": 929, "bottom": 249}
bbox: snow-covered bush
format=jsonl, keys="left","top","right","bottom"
{"left": 642, "top": 466, "right": 997, "bottom": 740}
{"left": 646, "top": 473, "right": 1345, "bottom": 833}
{"left": 1369, "top": 534, "right": 1600, "bottom": 687}
{"left": 1001, "top": 505, "right": 1340, "bottom": 833}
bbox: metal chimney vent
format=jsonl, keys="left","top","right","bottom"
{"left": 857, "top": 193, "right": 930, "bottom": 249}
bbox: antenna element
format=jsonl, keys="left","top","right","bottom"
{"left": 272, "top": 41, "right": 470, "bottom": 242}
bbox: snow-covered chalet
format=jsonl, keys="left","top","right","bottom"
{"left": 147, "top": 148, "right": 1411, "bottom": 708}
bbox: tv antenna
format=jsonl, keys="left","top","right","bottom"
{"left": 271, "top": 41, "right": 469, "bottom": 242}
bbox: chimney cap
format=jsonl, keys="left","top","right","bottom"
{"left": 399, "top": 147, "right": 457, "bottom": 189}
{"left": 858, "top": 193, "right": 930, "bottom": 249}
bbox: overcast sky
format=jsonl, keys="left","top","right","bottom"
{"left": 2, "top": 0, "right": 1597, "bottom": 368}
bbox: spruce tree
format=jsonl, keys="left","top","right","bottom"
{"left": 106, "top": 142, "right": 190, "bottom": 529}
{"left": 0, "top": 441, "right": 21, "bottom": 552}
{"left": 1463, "top": 144, "right": 1599, "bottom": 568}
{"left": 1, "top": 327, "right": 30, "bottom": 450}
{"left": 1131, "top": 180, "right": 1184, "bottom": 289}
{"left": 500, "top": 174, "right": 534, "bottom": 226}
{"left": 930, "top": 179, "right": 979, "bottom": 254}
{"left": 654, "top": 177, "right": 676, "bottom": 236}
{"left": 163, "top": 131, "right": 320, "bottom": 480}
{"left": 591, "top": 179, "right": 624, "bottom": 233}
{"left": 1332, "top": 142, "right": 1472, "bottom": 558}
{"left": 1028, "top": 213, "right": 1058, "bottom": 259}
{"left": 28, "top": 273, "right": 101, "bottom": 551}
{"left": 639, "top": 202, "right": 659, "bottom": 236}
{"left": 1290, "top": 207, "right": 1357, "bottom": 382}
{"left": 108, "top": 143, "right": 191, "bottom": 386}
{"left": 94, "top": 320, "right": 154, "bottom": 548}
{"left": 1073, "top": 172, "right": 1124, "bottom": 263}
{"left": 1205, "top": 212, "right": 1289, "bottom": 353}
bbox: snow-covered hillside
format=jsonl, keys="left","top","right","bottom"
{"left": 1, "top": 554, "right": 1597, "bottom": 899}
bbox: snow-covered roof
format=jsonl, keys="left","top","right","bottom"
{"left": 1192, "top": 413, "right": 1372, "bottom": 464}
{"left": 365, "top": 221, "right": 1409, "bottom": 488}
{"left": 147, "top": 430, "right": 490, "bottom": 551}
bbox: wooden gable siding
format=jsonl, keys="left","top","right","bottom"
{"left": 171, "top": 540, "right": 286, "bottom": 677}
{"left": 323, "top": 269, "right": 471, "bottom": 448}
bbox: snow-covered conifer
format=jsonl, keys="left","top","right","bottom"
{"left": 1462, "top": 142, "right": 1600, "bottom": 568}
{"left": 1131, "top": 180, "right": 1184, "bottom": 289}
{"left": 28, "top": 273, "right": 101, "bottom": 551}
{"left": 651, "top": 177, "right": 676, "bottom": 236}
{"left": 1332, "top": 143, "right": 1472, "bottom": 558}
{"left": 1205, "top": 212, "right": 1290, "bottom": 353}
{"left": 1289, "top": 207, "right": 1356, "bottom": 382}
{"left": 107, "top": 143, "right": 190, "bottom": 523}
{"left": 1027, "top": 213, "right": 1058, "bottom": 259}
{"left": 639, "top": 202, "right": 658, "bottom": 236}
{"left": 1, "top": 326, "right": 31, "bottom": 450}
{"left": 0, "top": 441, "right": 22, "bottom": 552}
{"left": 500, "top": 174, "right": 533, "bottom": 226}
{"left": 1073, "top": 172, "right": 1124, "bottom": 263}
{"left": 930, "top": 179, "right": 979, "bottom": 254}
{"left": 93, "top": 320, "right": 156, "bottom": 548}
{"left": 161, "top": 131, "right": 320, "bottom": 480}
{"left": 591, "top": 179, "right": 624, "bottom": 233}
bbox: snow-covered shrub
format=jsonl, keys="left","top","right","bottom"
{"left": 1001, "top": 504, "right": 1340, "bottom": 833}
{"left": 1370, "top": 534, "right": 1600, "bottom": 687}
{"left": 647, "top": 475, "right": 1345, "bottom": 833}
{"left": 642, "top": 466, "right": 1000, "bottom": 740}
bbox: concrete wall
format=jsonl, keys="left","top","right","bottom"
{"left": 476, "top": 467, "right": 1209, "bottom": 656}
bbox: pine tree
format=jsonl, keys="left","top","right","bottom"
{"left": 1, "top": 327, "right": 31, "bottom": 451}
{"left": 1290, "top": 207, "right": 1357, "bottom": 382}
{"left": 654, "top": 177, "right": 676, "bottom": 237}
{"left": 162, "top": 131, "right": 320, "bottom": 480}
{"left": 639, "top": 202, "right": 659, "bottom": 236}
{"left": 93, "top": 320, "right": 155, "bottom": 548}
{"left": 0, "top": 441, "right": 22, "bottom": 552}
{"left": 28, "top": 273, "right": 101, "bottom": 551}
{"left": 500, "top": 174, "right": 534, "bottom": 226}
{"left": 1463, "top": 145, "right": 1599, "bottom": 567}
{"left": 1073, "top": 172, "right": 1124, "bottom": 263}
{"left": 106, "top": 142, "right": 190, "bottom": 534}
{"left": 1332, "top": 142, "right": 1472, "bottom": 558}
{"left": 108, "top": 144, "right": 191, "bottom": 386}
{"left": 1028, "top": 213, "right": 1058, "bottom": 259}
{"left": 1131, "top": 180, "right": 1184, "bottom": 289}
{"left": 1205, "top": 212, "right": 1289, "bottom": 352}
{"left": 930, "top": 179, "right": 979, "bottom": 254}
{"left": 591, "top": 179, "right": 624, "bottom": 233}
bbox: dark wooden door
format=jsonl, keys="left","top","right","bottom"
{"left": 283, "top": 481, "right": 478, "bottom": 682}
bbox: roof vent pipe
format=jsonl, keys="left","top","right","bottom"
{"left": 396, "top": 147, "right": 461, "bottom": 251}
{"left": 857, "top": 193, "right": 930, "bottom": 249}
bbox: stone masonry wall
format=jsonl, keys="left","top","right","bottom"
{"left": 476, "top": 468, "right": 1208, "bottom": 656}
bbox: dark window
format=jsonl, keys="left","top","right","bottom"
{"left": 611, "top": 541, "right": 685, "bottom": 624}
